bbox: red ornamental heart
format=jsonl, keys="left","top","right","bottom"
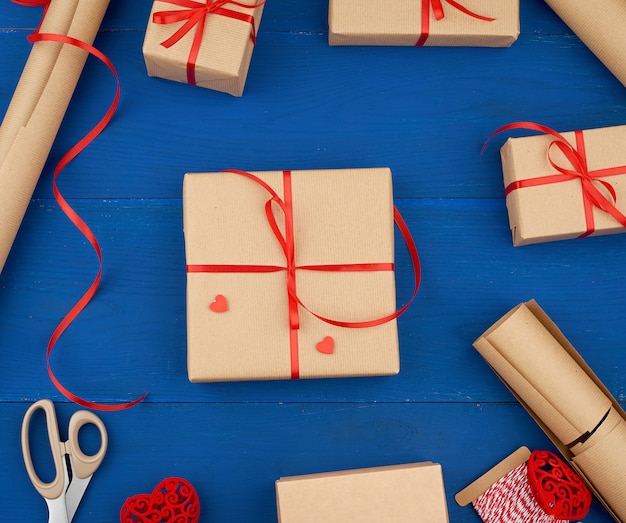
{"left": 316, "top": 336, "right": 335, "bottom": 355}
{"left": 120, "top": 477, "right": 200, "bottom": 523}
{"left": 209, "top": 294, "right": 228, "bottom": 312}
{"left": 526, "top": 450, "right": 592, "bottom": 520}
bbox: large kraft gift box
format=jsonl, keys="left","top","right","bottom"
{"left": 183, "top": 168, "right": 406, "bottom": 382}
{"left": 545, "top": 0, "right": 626, "bottom": 88}
{"left": 473, "top": 300, "right": 626, "bottom": 522}
{"left": 499, "top": 124, "right": 626, "bottom": 246}
{"left": 143, "top": 0, "right": 264, "bottom": 96}
{"left": 328, "top": 0, "right": 519, "bottom": 47}
{"left": 276, "top": 462, "right": 449, "bottom": 523}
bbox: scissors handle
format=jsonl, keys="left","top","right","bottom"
{"left": 21, "top": 399, "right": 66, "bottom": 500}
{"left": 66, "top": 409, "right": 108, "bottom": 479}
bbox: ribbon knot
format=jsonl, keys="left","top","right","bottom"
{"left": 152, "top": 0, "right": 263, "bottom": 86}
{"left": 486, "top": 122, "right": 626, "bottom": 239}
{"left": 416, "top": 0, "right": 495, "bottom": 46}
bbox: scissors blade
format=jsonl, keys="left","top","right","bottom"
{"left": 64, "top": 471, "right": 93, "bottom": 522}
{"left": 45, "top": 495, "right": 71, "bottom": 523}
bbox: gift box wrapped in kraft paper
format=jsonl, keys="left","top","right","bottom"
{"left": 143, "top": 0, "right": 265, "bottom": 96}
{"left": 0, "top": 0, "right": 110, "bottom": 273}
{"left": 328, "top": 0, "right": 519, "bottom": 47}
{"left": 182, "top": 168, "right": 419, "bottom": 382}
{"left": 494, "top": 122, "right": 626, "bottom": 246}
{"left": 473, "top": 300, "right": 626, "bottom": 522}
{"left": 545, "top": 0, "right": 626, "bottom": 88}
{"left": 276, "top": 462, "right": 449, "bottom": 523}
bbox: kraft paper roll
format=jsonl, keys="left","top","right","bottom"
{"left": 474, "top": 300, "right": 626, "bottom": 522}
{"left": 0, "top": 0, "right": 110, "bottom": 273}
{"left": 572, "top": 410, "right": 626, "bottom": 521}
{"left": 544, "top": 0, "right": 626, "bottom": 88}
{"left": 474, "top": 302, "right": 610, "bottom": 445}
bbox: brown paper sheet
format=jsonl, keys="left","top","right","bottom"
{"left": 143, "top": 0, "right": 264, "bottom": 96}
{"left": 0, "top": 0, "right": 111, "bottom": 273}
{"left": 276, "top": 462, "right": 449, "bottom": 522}
{"left": 328, "top": 0, "right": 519, "bottom": 47}
{"left": 500, "top": 124, "right": 626, "bottom": 246}
{"left": 545, "top": 0, "right": 626, "bottom": 88}
{"left": 473, "top": 300, "right": 626, "bottom": 522}
{"left": 183, "top": 168, "right": 399, "bottom": 382}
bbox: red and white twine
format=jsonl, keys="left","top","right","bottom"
{"left": 472, "top": 462, "right": 569, "bottom": 523}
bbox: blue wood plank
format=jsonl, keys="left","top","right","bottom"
{"left": 1, "top": 30, "right": 624, "bottom": 201}
{"left": 0, "top": 402, "right": 616, "bottom": 522}
{"left": 0, "top": 0, "right": 580, "bottom": 34}
{"left": 2, "top": 199, "right": 625, "bottom": 405}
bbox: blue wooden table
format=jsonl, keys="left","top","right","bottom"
{"left": 1, "top": 1, "right": 624, "bottom": 521}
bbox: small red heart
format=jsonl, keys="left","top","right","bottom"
{"left": 526, "top": 450, "right": 591, "bottom": 520}
{"left": 209, "top": 294, "right": 228, "bottom": 313}
{"left": 316, "top": 336, "right": 335, "bottom": 355}
{"left": 120, "top": 477, "right": 200, "bottom": 523}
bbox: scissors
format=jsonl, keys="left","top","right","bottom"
{"left": 21, "top": 399, "right": 108, "bottom": 522}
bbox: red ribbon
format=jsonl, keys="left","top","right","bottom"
{"left": 152, "top": 0, "right": 264, "bottom": 86}
{"left": 484, "top": 122, "right": 626, "bottom": 238}
{"left": 13, "top": 1, "right": 147, "bottom": 410}
{"left": 187, "top": 169, "right": 421, "bottom": 379}
{"left": 416, "top": 0, "right": 495, "bottom": 47}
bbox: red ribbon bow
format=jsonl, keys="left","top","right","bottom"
{"left": 152, "top": 0, "right": 264, "bottom": 86}
{"left": 187, "top": 169, "right": 421, "bottom": 379}
{"left": 485, "top": 122, "right": 626, "bottom": 238}
{"left": 416, "top": 0, "right": 495, "bottom": 46}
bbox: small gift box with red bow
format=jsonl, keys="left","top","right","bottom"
{"left": 276, "top": 462, "right": 449, "bottom": 523}
{"left": 328, "top": 0, "right": 519, "bottom": 47}
{"left": 142, "top": 0, "right": 264, "bottom": 96}
{"left": 493, "top": 123, "right": 626, "bottom": 246}
{"left": 182, "top": 168, "right": 419, "bottom": 382}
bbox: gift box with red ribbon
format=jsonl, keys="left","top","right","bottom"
{"left": 142, "top": 0, "right": 264, "bottom": 96}
{"left": 182, "top": 168, "right": 420, "bottom": 382}
{"left": 328, "top": 0, "right": 519, "bottom": 47}
{"left": 493, "top": 123, "right": 626, "bottom": 246}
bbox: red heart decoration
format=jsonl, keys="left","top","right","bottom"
{"left": 316, "top": 336, "right": 335, "bottom": 355}
{"left": 120, "top": 477, "right": 200, "bottom": 523}
{"left": 209, "top": 294, "right": 228, "bottom": 313}
{"left": 526, "top": 450, "right": 591, "bottom": 520}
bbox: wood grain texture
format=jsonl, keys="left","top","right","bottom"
{"left": 0, "top": 0, "right": 624, "bottom": 521}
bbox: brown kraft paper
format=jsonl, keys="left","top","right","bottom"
{"left": 0, "top": 0, "right": 111, "bottom": 273}
{"left": 276, "top": 462, "right": 449, "bottom": 523}
{"left": 473, "top": 300, "right": 626, "bottom": 522}
{"left": 545, "top": 0, "right": 626, "bottom": 88}
{"left": 328, "top": 0, "right": 519, "bottom": 47}
{"left": 183, "top": 168, "right": 400, "bottom": 382}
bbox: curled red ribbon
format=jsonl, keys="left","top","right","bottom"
{"left": 13, "top": 1, "right": 147, "bottom": 410}
{"left": 152, "top": 0, "right": 264, "bottom": 86}
{"left": 187, "top": 169, "right": 421, "bottom": 379}
{"left": 416, "top": 0, "right": 495, "bottom": 46}
{"left": 484, "top": 122, "right": 626, "bottom": 238}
